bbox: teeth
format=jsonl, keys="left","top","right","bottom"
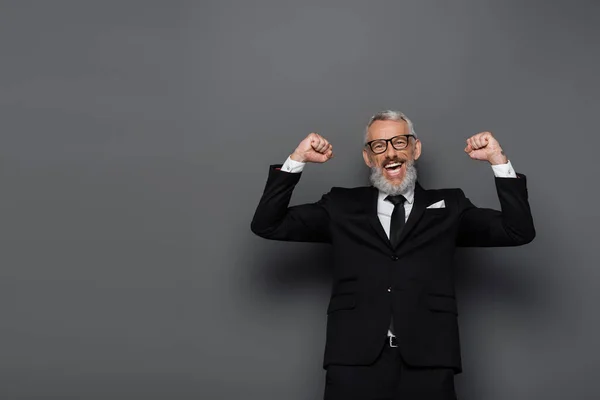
{"left": 385, "top": 162, "right": 402, "bottom": 168}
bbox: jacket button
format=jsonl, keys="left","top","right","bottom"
{"left": 391, "top": 255, "right": 399, "bottom": 261}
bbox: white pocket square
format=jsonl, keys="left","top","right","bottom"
{"left": 426, "top": 200, "right": 445, "bottom": 209}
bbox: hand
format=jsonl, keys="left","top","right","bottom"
{"left": 464, "top": 131, "right": 508, "bottom": 165}
{"left": 290, "top": 133, "right": 334, "bottom": 163}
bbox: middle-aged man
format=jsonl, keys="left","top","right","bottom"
{"left": 250, "top": 110, "right": 535, "bottom": 400}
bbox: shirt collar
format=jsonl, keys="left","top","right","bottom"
{"left": 377, "top": 182, "right": 416, "bottom": 205}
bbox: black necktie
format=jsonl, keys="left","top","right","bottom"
{"left": 385, "top": 195, "right": 406, "bottom": 248}
{"left": 385, "top": 194, "right": 406, "bottom": 338}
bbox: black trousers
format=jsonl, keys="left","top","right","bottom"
{"left": 324, "top": 338, "right": 458, "bottom": 400}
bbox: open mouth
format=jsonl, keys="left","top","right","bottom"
{"left": 383, "top": 161, "right": 404, "bottom": 177}
{"left": 384, "top": 161, "right": 403, "bottom": 171}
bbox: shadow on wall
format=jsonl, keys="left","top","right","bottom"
{"left": 241, "top": 242, "right": 333, "bottom": 399}
{"left": 246, "top": 243, "right": 332, "bottom": 297}
{"left": 453, "top": 243, "right": 565, "bottom": 399}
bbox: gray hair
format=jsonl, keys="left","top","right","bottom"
{"left": 364, "top": 110, "right": 417, "bottom": 144}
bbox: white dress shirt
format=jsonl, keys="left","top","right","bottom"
{"left": 279, "top": 156, "right": 517, "bottom": 336}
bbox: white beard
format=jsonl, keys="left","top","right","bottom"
{"left": 369, "top": 159, "right": 418, "bottom": 195}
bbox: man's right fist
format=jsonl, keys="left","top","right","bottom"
{"left": 290, "top": 133, "right": 334, "bottom": 163}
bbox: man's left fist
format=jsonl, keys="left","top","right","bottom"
{"left": 464, "top": 131, "right": 508, "bottom": 165}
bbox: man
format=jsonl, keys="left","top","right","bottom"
{"left": 250, "top": 110, "right": 535, "bottom": 400}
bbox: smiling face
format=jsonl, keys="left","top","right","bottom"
{"left": 362, "top": 119, "right": 422, "bottom": 187}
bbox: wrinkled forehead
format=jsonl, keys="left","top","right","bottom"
{"left": 366, "top": 120, "right": 409, "bottom": 141}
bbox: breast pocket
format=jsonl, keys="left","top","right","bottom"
{"left": 427, "top": 294, "right": 458, "bottom": 315}
{"left": 327, "top": 294, "right": 356, "bottom": 314}
{"left": 423, "top": 208, "right": 449, "bottom": 217}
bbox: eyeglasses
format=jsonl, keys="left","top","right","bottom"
{"left": 365, "top": 135, "right": 415, "bottom": 154}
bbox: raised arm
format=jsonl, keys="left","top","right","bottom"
{"left": 456, "top": 131, "right": 535, "bottom": 247}
{"left": 250, "top": 133, "right": 335, "bottom": 243}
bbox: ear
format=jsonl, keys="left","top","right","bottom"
{"left": 362, "top": 148, "right": 373, "bottom": 167}
{"left": 413, "top": 139, "right": 422, "bottom": 161}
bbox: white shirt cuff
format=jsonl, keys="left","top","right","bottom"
{"left": 491, "top": 160, "right": 517, "bottom": 178}
{"left": 280, "top": 156, "right": 306, "bottom": 173}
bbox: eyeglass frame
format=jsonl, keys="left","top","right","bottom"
{"left": 364, "top": 134, "right": 416, "bottom": 154}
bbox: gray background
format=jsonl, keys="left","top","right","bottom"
{"left": 1, "top": 1, "right": 598, "bottom": 399}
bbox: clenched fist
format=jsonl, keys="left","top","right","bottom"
{"left": 464, "top": 131, "right": 508, "bottom": 165}
{"left": 290, "top": 133, "right": 334, "bottom": 163}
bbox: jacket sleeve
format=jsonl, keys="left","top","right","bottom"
{"left": 456, "top": 173, "right": 535, "bottom": 247}
{"left": 250, "top": 165, "right": 331, "bottom": 243}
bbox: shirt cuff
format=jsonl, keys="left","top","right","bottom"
{"left": 280, "top": 156, "right": 306, "bottom": 173}
{"left": 491, "top": 160, "right": 517, "bottom": 178}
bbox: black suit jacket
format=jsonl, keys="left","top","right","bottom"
{"left": 251, "top": 165, "right": 535, "bottom": 373}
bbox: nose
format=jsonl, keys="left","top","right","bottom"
{"left": 385, "top": 141, "right": 398, "bottom": 159}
